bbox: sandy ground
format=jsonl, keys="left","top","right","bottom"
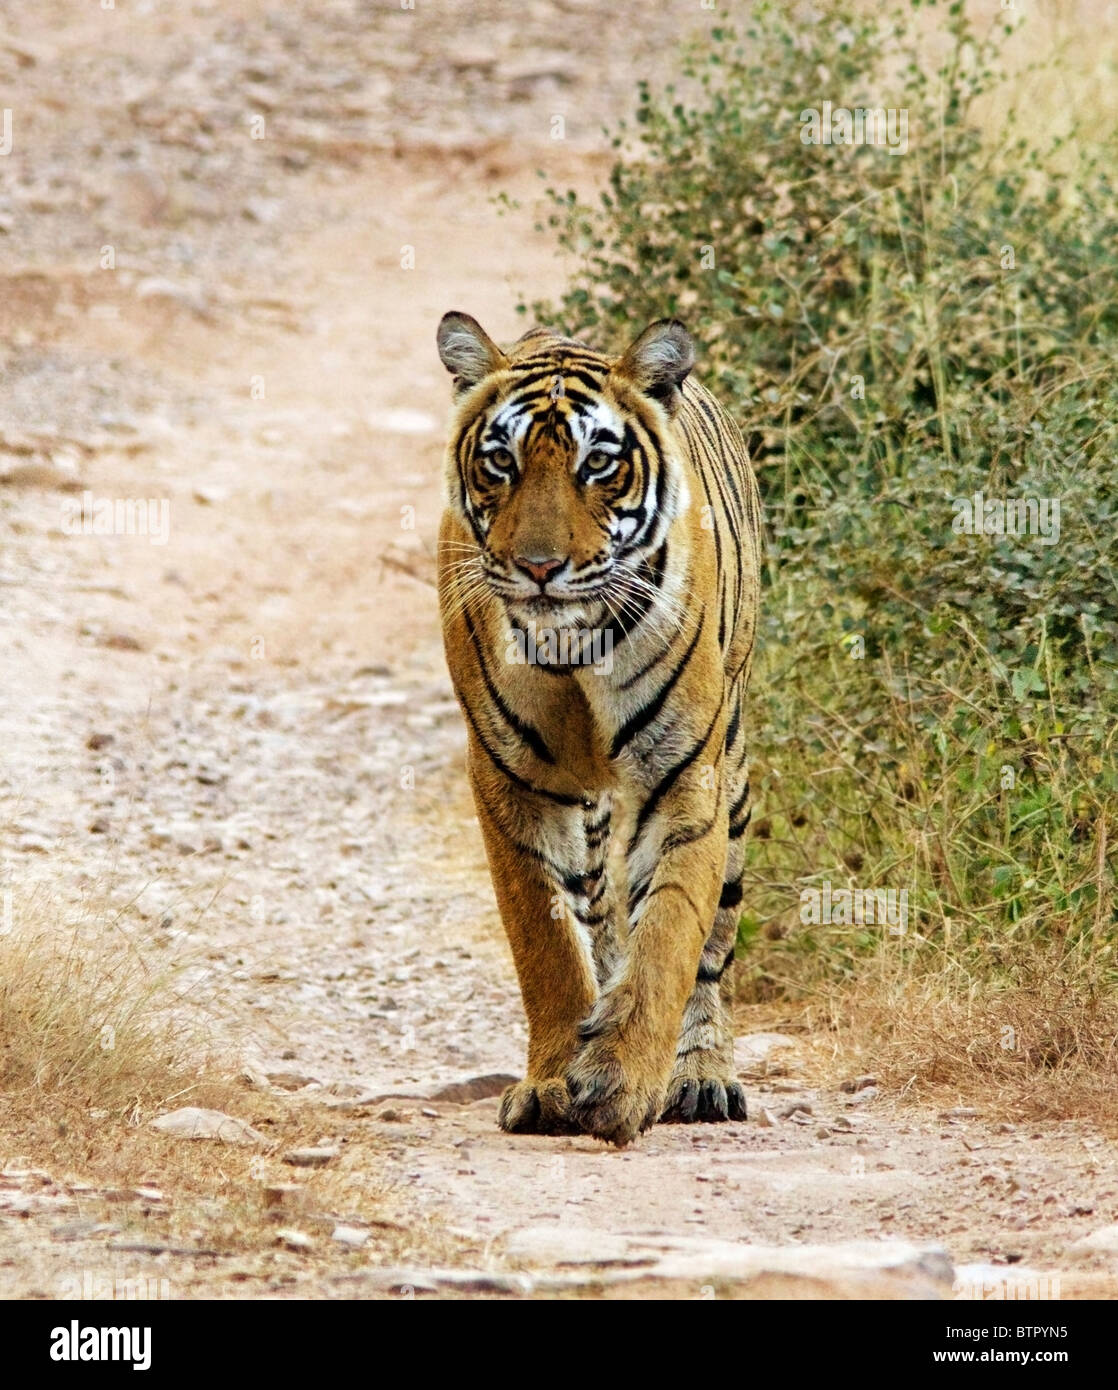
{"left": 3, "top": 0, "right": 1118, "bottom": 1300}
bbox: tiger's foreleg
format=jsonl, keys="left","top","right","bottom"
{"left": 566, "top": 738, "right": 728, "bottom": 1146}
{"left": 468, "top": 749, "right": 600, "bottom": 1135}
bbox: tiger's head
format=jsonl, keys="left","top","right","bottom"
{"left": 437, "top": 311, "right": 695, "bottom": 626}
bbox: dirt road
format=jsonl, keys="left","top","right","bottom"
{"left": 3, "top": 0, "right": 1118, "bottom": 1299}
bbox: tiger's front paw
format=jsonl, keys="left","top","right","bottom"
{"left": 565, "top": 993, "right": 670, "bottom": 1146}
{"left": 498, "top": 1078, "right": 578, "bottom": 1135}
{"left": 566, "top": 1050, "right": 663, "bottom": 1147}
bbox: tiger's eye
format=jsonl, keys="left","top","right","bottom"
{"left": 487, "top": 447, "right": 515, "bottom": 472}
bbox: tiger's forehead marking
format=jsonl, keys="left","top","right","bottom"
{"left": 549, "top": 375, "right": 565, "bottom": 401}
{"left": 488, "top": 393, "right": 625, "bottom": 458}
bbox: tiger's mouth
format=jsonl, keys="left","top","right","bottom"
{"left": 484, "top": 563, "right": 610, "bottom": 613}
{"left": 505, "top": 591, "right": 599, "bottom": 625}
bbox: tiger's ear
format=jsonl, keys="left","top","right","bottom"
{"left": 615, "top": 319, "right": 695, "bottom": 414}
{"left": 437, "top": 312, "right": 507, "bottom": 394}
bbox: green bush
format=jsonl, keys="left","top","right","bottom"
{"left": 520, "top": 0, "right": 1118, "bottom": 995}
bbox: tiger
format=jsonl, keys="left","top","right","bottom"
{"left": 436, "top": 310, "right": 761, "bottom": 1146}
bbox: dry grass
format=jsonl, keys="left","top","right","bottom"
{"left": 0, "top": 886, "right": 216, "bottom": 1118}
{"left": 739, "top": 952, "right": 1118, "bottom": 1127}
{"left": 0, "top": 890, "right": 468, "bottom": 1292}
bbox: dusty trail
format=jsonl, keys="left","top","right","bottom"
{"left": 3, "top": 0, "right": 1118, "bottom": 1299}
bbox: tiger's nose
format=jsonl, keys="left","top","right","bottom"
{"left": 514, "top": 554, "right": 566, "bottom": 586}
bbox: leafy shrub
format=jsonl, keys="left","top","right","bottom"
{"left": 520, "top": 0, "right": 1118, "bottom": 1004}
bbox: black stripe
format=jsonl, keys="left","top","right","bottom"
{"left": 610, "top": 614, "right": 704, "bottom": 759}
{"left": 460, "top": 694, "right": 581, "bottom": 807}
{"left": 725, "top": 695, "right": 742, "bottom": 752}
{"left": 573, "top": 907, "right": 612, "bottom": 927}
{"left": 644, "top": 882, "right": 702, "bottom": 918}
{"left": 718, "top": 880, "right": 743, "bottom": 910}
{"left": 697, "top": 944, "right": 736, "bottom": 984}
{"left": 464, "top": 610, "right": 554, "bottom": 765}
{"left": 628, "top": 877, "right": 650, "bottom": 913}
{"left": 619, "top": 628, "right": 675, "bottom": 690}
{"left": 662, "top": 808, "right": 720, "bottom": 854}
{"left": 630, "top": 701, "right": 724, "bottom": 849}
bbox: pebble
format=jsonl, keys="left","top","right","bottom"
{"left": 331, "top": 1224, "right": 369, "bottom": 1248}
{"left": 1074, "top": 1224, "right": 1118, "bottom": 1253}
{"left": 283, "top": 1146, "right": 340, "bottom": 1168}
{"left": 149, "top": 1108, "right": 266, "bottom": 1147}
{"left": 846, "top": 1086, "right": 879, "bottom": 1106}
{"left": 275, "top": 1228, "right": 313, "bottom": 1251}
{"left": 733, "top": 1033, "right": 797, "bottom": 1070}
{"left": 428, "top": 1074, "right": 516, "bottom": 1103}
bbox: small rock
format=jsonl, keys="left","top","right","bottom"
{"left": 428, "top": 1074, "right": 517, "bottom": 1104}
{"left": 51, "top": 1221, "right": 119, "bottom": 1242}
{"left": 135, "top": 276, "right": 210, "bottom": 318}
{"left": 846, "top": 1086, "right": 879, "bottom": 1106}
{"left": 192, "top": 485, "right": 230, "bottom": 506}
{"left": 1074, "top": 1224, "right": 1118, "bottom": 1253}
{"left": 757, "top": 1108, "right": 778, "bottom": 1128}
{"left": 840, "top": 1074, "right": 877, "bottom": 1093}
{"left": 267, "top": 1071, "right": 321, "bottom": 1092}
{"left": 275, "top": 1228, "right": 313, "bottom": 1251}
{"left": 88, "top": 817, "right": 110, "bottom": 835}
{"left": 779, "top": 1101, "right": 813, "bottom": 1119}
{"left": 733, "top": 1033, "right": 797, "bottom": 1070}
{"left": 99, "top": 632, "right": 144, "bottom": 652}
{"left": 1, "top": 460, "right": 81, "bottom": 490}
{"left": 283, "top": 1146, "right": 339, "bottom": 1169}
{"left": 939, "top": 1107, "right": 979, "bottom": 1121}
{"left": 149, "top": 1108, "right": 266, "bottom": 1146}
{"left": 331, "top": 1224, "right": 369, "bottom": 1248}
{"left": 85, "top": 732, "right": 114, "bottom": 751}
{"left": 499, "top": 56, "right": 578, "bottom": 86}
